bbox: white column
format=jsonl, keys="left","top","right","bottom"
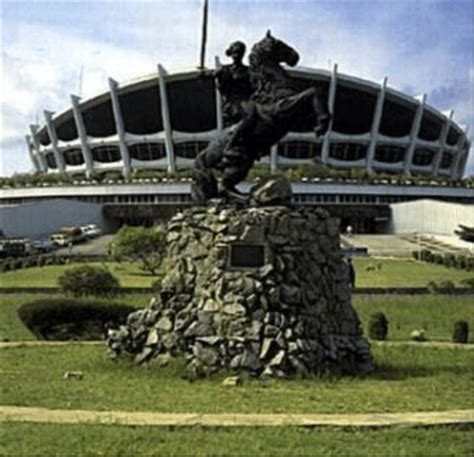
{"left": 29, "top": 124, "right": 48, "bottom": 171}
{"left": 157, "top": 64, "right": 176, "bottom": 173}
{"left": 451, "top": 126, "right": 469, "bottom": 179}
{"left": 404, "top": 93, "right": 426, "bottom": 174}
{"left": 44, "top": 110, "right": 66, "bottom": 172}
{"left": 214, "top": 56, "right": 224, "bottom": 134}
{"left": 321, "top": 63, "right": 338, "bottom": 165}
{"left": 432, "top": 109, "right": 454, "bottom": 176}
{"left": 25, "top": 135, "right": 40, "bottom": 172}
{"left": 71, "top": 94, "right": 94, "bottom": 178}
{"left": 366, "top": 77, "right": 388, "bottom": 171}
{"left": 270, "top": 144, "right": 278, "bottom": 173}
{"left": 108, "top": 78, "right": 131, "bottom": 179}
{"left": 457, "top": 147, "right": 470, "bottom": 179}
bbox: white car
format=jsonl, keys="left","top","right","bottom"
{"left": 80, "top": 224, "right": 103, "bottom": 238}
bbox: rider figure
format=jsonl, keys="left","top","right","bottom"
{"left": 215, "top": 41, "right": 253, "bottom": 125}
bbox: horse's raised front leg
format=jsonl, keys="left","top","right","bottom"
{"left": 312, "top": 89, "right": 331, "bottom": 137}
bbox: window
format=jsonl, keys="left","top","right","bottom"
{"left": 92, "top": 146, "right": 121, "bottom": 163}
{"left": 174, "top": 141, "right": 209, "bottom": 159}
{"left": 63, "top": 149, "right": 84, "bottom": 166}
{"left": 440, "top": 152, "right": 453, "bottom": 169}
{"left": 329, "top": 143, "right": 367, "bottom": 161}
{"left": 374, "top": 145, "right": 405, "bottom": 163}
{"left": 45, "top": 153, "right": 57, "bottom": 169}
{"left": 412, "top": 148, "right": 435, "bottom": 166}
{"left": 129, "top": 143, "right": 166, "bottom": 161}
{"left": 278, "top": 141, "right": 322, "bottom": 160}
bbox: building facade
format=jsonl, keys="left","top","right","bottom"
{"left": 25, "top": 65, "right": 470, "bottom": 180}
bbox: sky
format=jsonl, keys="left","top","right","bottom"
{"left": 1, "top": 0, "right": 473, "bottom": 177}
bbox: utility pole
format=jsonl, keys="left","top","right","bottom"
{"left": 198, "top": 0, "right": 209, "bottom": 70}
{"left": 78, "top": 65, "right": 84, "bottom": 97}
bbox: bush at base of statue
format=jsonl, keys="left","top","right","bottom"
{"left": 18, "top": 298, "right": 134, "bottom": 341}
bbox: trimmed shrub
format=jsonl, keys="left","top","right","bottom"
{"left": 22, "top": 256, "right": 37, "bottom": 268}
{"left": 468, "top": 258, "right": 474, "bottom": 271}
{"left": 460, "top": 278, "right": 474, "bottom": 288}
{"left": 452, "top": 321, "right": 469, "bottom": 344}
{"left": 443, "top": 253, "right": 456, "bottom": 268}
{"left": 0, "top": 261, "right": 11, "bottom": 272}
{"left": 17, "top": 298, "right": 135, "bottom": 340}
{"left": 427, "top": 280, "right": 456, "bottom": 294}
{"left": 58, "top": 265, "right": 120, "bottom": 298}
{"left": 368, "top": 312, "right": 389, "bottom": 340}
{"left": 420, "top": 249, "right": 433, "bottom": 262}
{"left": 36, "top": 256, "right": 47, "bottom": 267}
{"left": 10, "top": 259, "right": 23, "bottom": 270}
{"left": 432, "top": 253, "right": 444, "bottom": 265}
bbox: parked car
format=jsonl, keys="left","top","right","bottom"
{"left": 50, "top": 226, "right": 86, "bottom": 246}
{"left": 31, "top": 239, "right": 55, "bottom": 253}
{"left": 80, "top": 224, "right": 103, "bottom": 239}
{"left": 0, "top": 238, "right": 31, "bottom": 258}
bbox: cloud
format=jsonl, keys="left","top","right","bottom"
{"left": 1, "top": 0, "right": 472, "bottom": 176}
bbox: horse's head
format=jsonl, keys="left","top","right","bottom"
{"left": 250, "top": 30, "right": 300, "bottom": 70}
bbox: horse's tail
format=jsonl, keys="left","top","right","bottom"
{"left": 191, "top": 143, "right": 222, "bottom": 203}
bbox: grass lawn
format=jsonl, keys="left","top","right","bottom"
{"left": 353, "top": 295, "right": 474, "bottom": 342}
{"left": 1, "top": 423, "right": 472, "bottom": 456}
{"left": 352, "top": 257, "right": 473, "bottom": 287}
{"left": 1, "top": 344, "right": 473, "bottom": 414}
{"left": 0, "top": 258, "right": 472, "bottom": 290}
{"left": 0, "top": 261, "right": 160, "bottom": 289}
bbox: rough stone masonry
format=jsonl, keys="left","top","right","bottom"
{"left": 107, "top": 199, "right": 373, "bottom": 378}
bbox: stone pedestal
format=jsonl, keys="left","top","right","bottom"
{"left": 108, "top": 204, "right": 373, "bottom": 377}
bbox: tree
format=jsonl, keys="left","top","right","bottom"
{"left": 110, "top": 226, "right": 166, "bottom": 275}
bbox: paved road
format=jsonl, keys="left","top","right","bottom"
{"left": 1, "top": 405, "right": 472, "bottom": 428}
{"left": 54, "top": 235, "right": 114, "bottom": 257}
{"left": 341, "top": 234, "right": 472, "bottom": 257}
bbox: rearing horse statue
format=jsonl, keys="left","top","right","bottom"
{"left": 191, "top": 31, "right": 330, "bottom": 203}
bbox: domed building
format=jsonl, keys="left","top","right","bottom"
{"left": 25, "top": 64, "right": 470, "bottom": 179}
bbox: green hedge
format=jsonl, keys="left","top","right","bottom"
{"left": 412, "top": 250, "right": 474, "bottom": 272}
{"left": 17, "top": 298, "right": 135, "bottom": 340}
{"left": 0, "top": 255, "right": 101, "bottom": 273}
{"left": 1, "top": 168, "right": 472, "bottom": 189}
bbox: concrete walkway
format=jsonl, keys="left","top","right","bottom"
{"left": 1, "top": 406, "right": 473, "bottom": 428}
{"left": 2, "top": 340, "right": 473, "bottom": 350}
{"left": 0, "top": 341, "right": 104, "bottom": 349}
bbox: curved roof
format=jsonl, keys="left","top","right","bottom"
{"left": 29, "top": 65, "right": 470, "bottom": 179}
{"left": 36, "top": 66, "right": 466, "bottom": 145}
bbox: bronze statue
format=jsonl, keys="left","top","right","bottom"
{"left": 215, "top": 41, "right": 253, "bottom": 125}
{"left": 191, "top": 31, "right": 330, "bottom": 203}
